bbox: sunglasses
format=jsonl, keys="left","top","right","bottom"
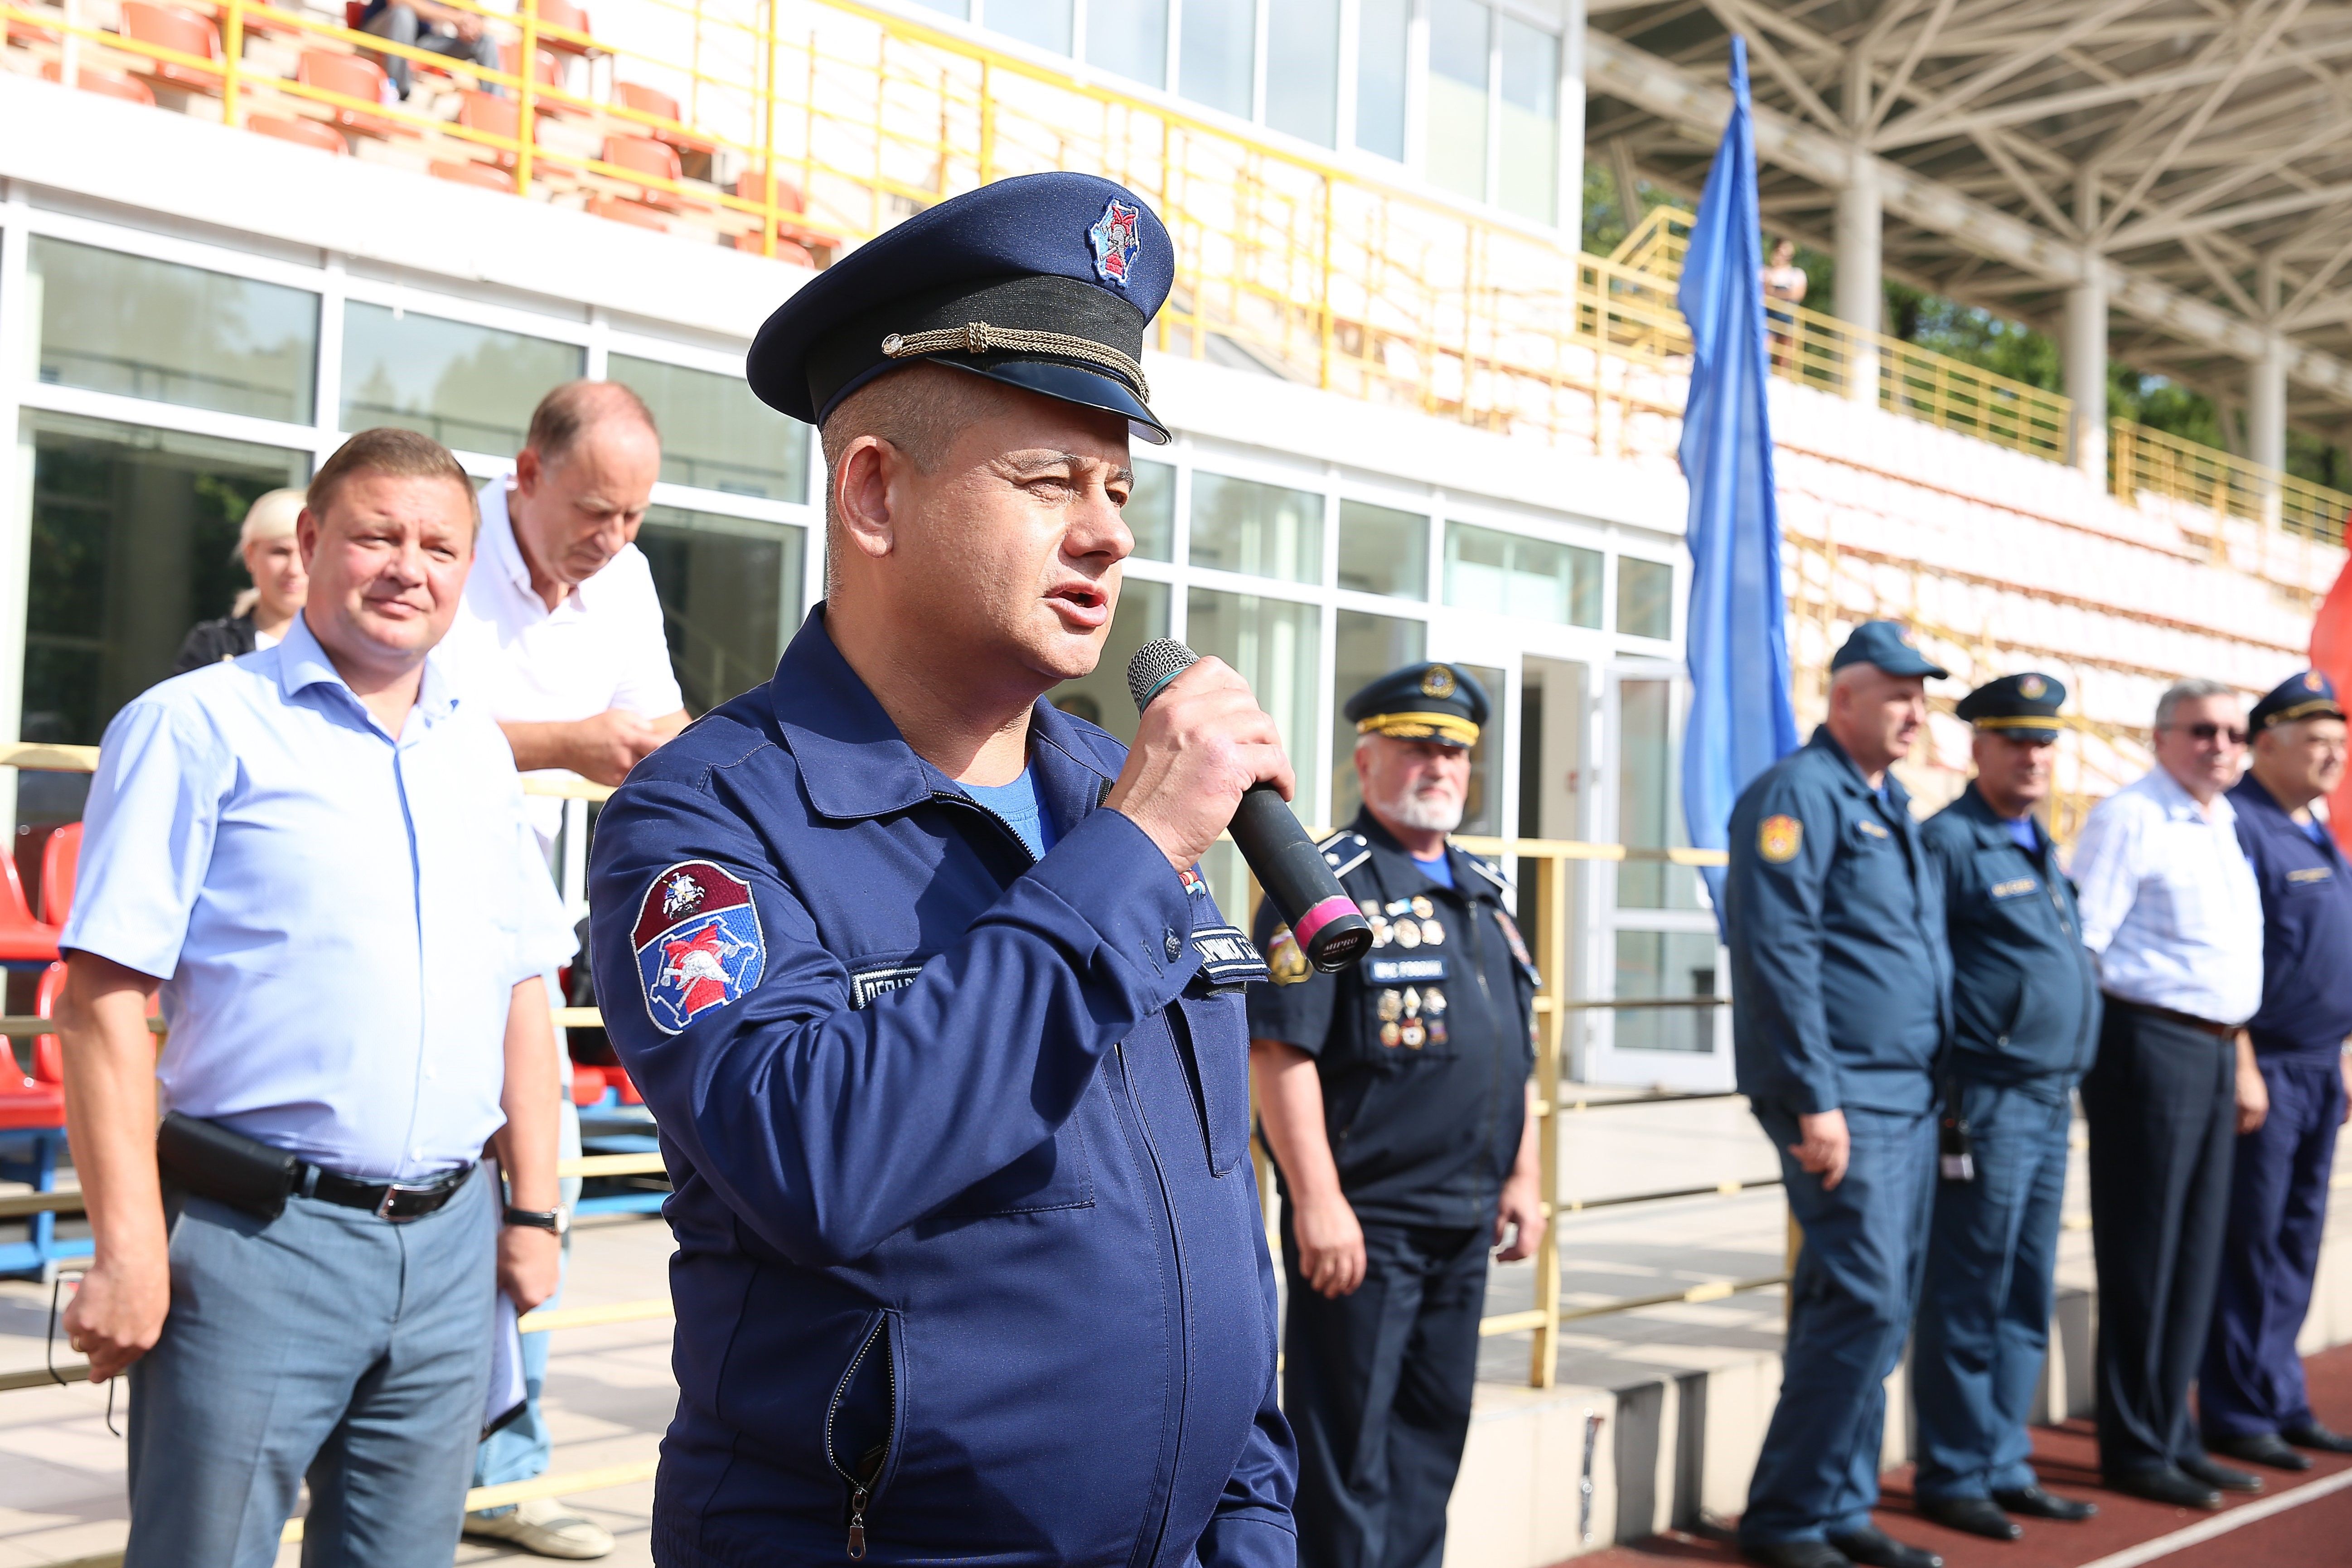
{"left": 2168, "top": 722, "right": 2248, "bottom": 745}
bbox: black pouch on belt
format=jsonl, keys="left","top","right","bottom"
{"left": 1937, "top": 1076, "right": 1975, "bottom": 1183}
{"left": 156, "top": 1111, "right": 300, "bottom": 1221}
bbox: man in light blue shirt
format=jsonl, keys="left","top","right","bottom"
{"left": 55, "top": 428, "right": 575, "bottom": 1568}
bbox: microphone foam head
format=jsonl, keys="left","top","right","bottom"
{"left": 1127, "top": 638, "right": 1199, "bottom": 714}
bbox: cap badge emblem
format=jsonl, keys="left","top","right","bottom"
{"left": 2018, "top": 674, "right": 2046, "bottom": 699}
{"left": 1759, "top": 814, "right": 1803, "bottom": 864}
{"left": 1421, "top": 665, "right": 1456, "bottom": 698}
{"left": 1089, "top": 198, "right": 1142, "bottom": 289}
{"left": 2307, "top": 671, "right": 2326, "bottom": 690}
{"left": 1898, "top": 626, "right": 1918, "bottom": 646}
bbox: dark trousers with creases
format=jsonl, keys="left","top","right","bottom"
{"left": 1281, "top": 1217, "right": 1488, "bottom": 1568}
{"left": 2201, "top": 1055, "right": 2345, "bottom": 1439}
{"left": 2081, "top": 1003, "right": 2236, "bottom": 1476}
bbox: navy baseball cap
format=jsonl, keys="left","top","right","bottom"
{"left": 1956, "top": 671, "right": 2067, "bottom": 742}
{"left": 1830, "top": 619, "right": 1949, "bottom": 680}
{"left": 2249, "top": 669, "right": 2344, "bottom": 732}
{"left": 745, "top": 171, "right": 1175, "bottom": 443}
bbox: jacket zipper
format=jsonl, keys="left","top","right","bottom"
{"left": 1111, "top": 1037, "right": 1186, "bottom": 1567}
{"left": 826, "top": 1316, "right": 894, "bottom": 1559}
{"left": 1460, "top": 891, "right": 1505, "bottom": 1176}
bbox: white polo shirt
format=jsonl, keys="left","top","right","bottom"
{"left": 436, "top": 478, "right": 683, "bottom": 844}
{"left": 2071, "top": 764, "right": 2265, "bottom": 1026}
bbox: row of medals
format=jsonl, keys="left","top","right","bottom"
{"left": 1365, "top": 896, "right": 1447, "bottom": 1050}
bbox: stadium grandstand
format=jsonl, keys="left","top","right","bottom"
{"left": 0, "top": 1, "right": 2349, "bottom": 1563}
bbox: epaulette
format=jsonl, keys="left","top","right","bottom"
{"left": 1318, "top": 830, "right": 1371, "bottom": 880}
{"left": 1465, "top": 854, "right": 1513, "bottom": 897}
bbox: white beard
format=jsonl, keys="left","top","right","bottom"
{"left": 1381, "top": 785, "right": 1465, "bottom": 833}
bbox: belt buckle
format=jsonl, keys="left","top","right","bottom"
{"left": 374, "top": 1180, "right": 441, "bottom": 1223}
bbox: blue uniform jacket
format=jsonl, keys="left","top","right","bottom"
{"left": 1724, "top": 727, "right": 1952, "bottom": 1115}
{"left": 587, "top": 610, "right": 1296, "bottom": 1567}
{"left": 2230, "top": 773, "right": 2352, "bottom": 1062}
{"left": 1918, "top": 786, "right": 2100, "bottom": 1096}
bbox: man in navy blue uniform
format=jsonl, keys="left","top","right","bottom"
{"left": 587, "top": 173, "right": 1297, "bottom": 1566}
{"left": 1909, "top": 674, "right": 2101, "bottom": 1541}
{"left": 1246, "top": 663, "right": 1543, "bottom": 1568}
{"left": 2201, "top": 670, "right": 2352, "bottom": 1471}
{"left": 1724, "top": 619, "right": 1952, "bottom": 1568}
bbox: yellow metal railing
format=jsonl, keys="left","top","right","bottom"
{"left": 2112, "top": 417, "right": 2349, "bottom": 547}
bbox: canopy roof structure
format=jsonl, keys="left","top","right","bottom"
{"left": 1584, "top": 0, "right": 2352, "bottom": 443}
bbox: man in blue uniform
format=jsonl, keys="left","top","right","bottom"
{"left": 1910, "top": 674, "right": 2101, "bottom": 1541}
{"left": 588, "top": 174, "right": 1297, "bottom": 1565}
{"left": 1246, "top": 663, "right": 1543, "bottom": 1568}
{"left": 2201, "top": 670, "right": 2352, "bottom": 1470}
{"left": 1724, "top": 619, "right": 1952, "bottom": 1568}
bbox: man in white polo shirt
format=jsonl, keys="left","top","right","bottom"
{"left": 435, "top": 380, "right": 686, "bottom": 1559}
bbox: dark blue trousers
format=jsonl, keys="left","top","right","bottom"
{"left": 2201, "top": 1055, "right": 2346, "bottom": 1439}
{"left": 1742, "top": 1104, "right": 1937, "bottom": 1546}
{"left": 1912, "top": 1082, "right": 2072, "bottom": 1500}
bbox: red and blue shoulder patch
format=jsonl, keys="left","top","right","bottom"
{"left": 633, "top": 861, "right": 765, "bottom": 1035}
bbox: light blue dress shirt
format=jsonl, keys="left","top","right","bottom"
{"left": 59, "top": 615, "right": 574, "bottom": 1181}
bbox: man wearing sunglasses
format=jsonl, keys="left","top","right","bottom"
{"left": 2071, "top": 678, "right": 2266, "bottom": 1510}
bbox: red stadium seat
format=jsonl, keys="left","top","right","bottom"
{"left": 534, "top": 0, "right": 592, "bottom": 56}
{"left": 40, "top": 59, "right": 159, "bottom": 106}
{"left": 120, "top": 1, "right": 223, "bottom": 90}
{"left": 613, "top": 79, "right": 710, "bottom": 155}
{"left": 601, "top": 134, "right": 691, "bottom": 211}
{"left": 611, "top": 1065, "right": 643, "bottom": 1105}
{"left": 298, "top": 50, "right": 408, "bottom": 136}
{"left": 733, "top": 169, "right": 827, "bottom": 253}
{"left": 37, "top": 824, "right": 79, "bottom": 927}
{"left": 0, "top": 856, "right": 58, "bottom": 967}
{"left": 27, "top": 960, "right": 159, "bottom": 1096}
{"left": 7, "top": 12, "right": 61, "bottom": 43}
{"left": 248, "top": 114, "right": 348, "bottom": 155}
{"left": 585, "top": 194, "right": 666, "bottom": 232}
{"left": 727, "top": 233, "right": 817, "bottom": 267}
{"left": 570, "top": 1064, "right": 607, "bottom": 1106}
{"left": 430, "top": 158, "right": 513, "bottom": 191}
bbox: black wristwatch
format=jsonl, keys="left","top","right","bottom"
{"left": 503, "top": 1205, "right": 567, "bottom": 1235}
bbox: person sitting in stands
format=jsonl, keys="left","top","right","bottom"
{"left": 173, "top": 489, "right": 307, "bottom": 674}
{"left": 361, "top": 0, "right": 502, "bottom": 100}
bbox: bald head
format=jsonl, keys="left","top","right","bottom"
{"left": 525, "top": 380, "right": 659, "bottom": 463}
{"left": 508, "top": 381, "right": 664, "bottom": 601}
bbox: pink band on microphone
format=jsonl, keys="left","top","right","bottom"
{"left": 1291, "top": 895, "right": 1360, "bottom": 953}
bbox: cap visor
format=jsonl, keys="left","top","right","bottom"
{"left": 941, "top": 358, "right": 1170, "bottom": 445}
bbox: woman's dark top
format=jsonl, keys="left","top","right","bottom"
{"left": 172, "top": 614, "right": 258, "bottom": 674}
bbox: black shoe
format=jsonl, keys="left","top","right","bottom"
{"left": 2208, "top": 1432, "right": 2313, "bottom": 1471}
{"left": 1915, "top": 1495, "right": 2020, "bottom": 1540}
{"left": 2180, "top": 1453, "right": 2264, "bottom": 1493}
{"left": 1743, "top": 1541, "right": 1854, "bottom": 1568}
{"left": 1824, "top": 1526, "right": 1944, "bottom": 1568}
{"left": 1991, "top": 1485, "right": 2098, "bottom": 1521}
{"left": 2284, "top": 1420, "right": 2352, "bottom": 1455}
{"left": 2105, "top": 1466, "right": 2222, "bottom": 1510}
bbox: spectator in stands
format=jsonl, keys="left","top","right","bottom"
{"left": 54, "top": 428, "right": 571, "bottom": 1568}
{"left": 172, "top": 488, "right": 307, "bottom": 673}
{"left": 1762, "top": 238, "right": 1807, "bottom": 375}
{"left": 434, "top": 378, "right": 681, "bottom": 1561}
{"left": 362, "top": 0, "right": 501, "bottom": 100}
{"left": 2072, "top": 678, "right": 2266, "bottom": 1509}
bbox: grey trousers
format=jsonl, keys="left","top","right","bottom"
{"left": 124, "top": 1164, "right": 497, "bottom": 1568}
{"left": 363, "top": 5, "right": 503, "bottom": 96}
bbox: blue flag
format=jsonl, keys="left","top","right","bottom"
{"left": 1678, "top": 36, "right": 1799, "bottom": 933}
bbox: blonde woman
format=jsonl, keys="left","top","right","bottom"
{"left": 173, "top": 489, "right": 308, "bottom": 673}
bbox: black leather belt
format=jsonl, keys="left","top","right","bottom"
{"left": 2106, "top": 995, "right": 2240, "bottom": 1040}
{"left": 301, "top": 1160, "right": 476, "bottom": 1221}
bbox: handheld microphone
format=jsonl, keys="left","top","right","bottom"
{"left": 1126, "top": 639, "right": 1373, "bottom": 974}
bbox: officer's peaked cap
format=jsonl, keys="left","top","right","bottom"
{"left": 2250, "top": 669, "right": 2345, "bottom": 732}
{"left": 1956, "top": 671, "right": 2067, "bottom": 742}
{"left": 746, "top": 172, "right": 1175, "bottom": 443}
{"left": 1830, "top": 619, "right": 1949, "bottom": 680}
{"left": 1346, "top": 663, "right": 1490, "bottom": 748}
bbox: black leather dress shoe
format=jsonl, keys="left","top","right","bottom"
{"left": 1915, "top": 1495, "right": 2020, "bottom": 1540}
{"left": 1991, "top": 1484, "right": 2098, "bottom": 1521}
{"left": 1824, "top": 1525, "right": 1944, "bottom": 1568}
{"left": 2105, "top": 1466, "right": 2222, "bottom": 1510}
{"left": 2284, "top": 1421, "right": 2352, "bottom": 1455}
{"left": 2209, "top": 1432, "right": 2313, "bottom": 1471}
{"left": 2180, "top": 1453, "right": 2264, "bottom": 1493}
{"left": 1742, "top": 1540, "right": 1854, "bottom": 1568}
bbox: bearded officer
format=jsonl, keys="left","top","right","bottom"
{"left": 587, "top": 173, "right": 1296, "bottom": 1565}
{"left": 1725, "top": 620, "right": 1952, "bottom": 1568}
{"left": 1246, "top": 663, "right": 1542, "bottom": 1568}
{"left": 1909, "top": 674, "right": 2101, "bottom": 1540}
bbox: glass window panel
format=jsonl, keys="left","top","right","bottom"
{"left": 1337, "top": 498, "right": 1427, "bottom": 599}
{"left": 1191, "top": 471, "right": 1323, "bottom": 583}
{"left": 339, "top": 302, "right": 584, "bottom": 458}
{"left": 1050, "top": 576, "right": 1170, "bottom": 745}
{"left": 635, "top": 507, "right": 804, "bottom": 716}
{"left": 1443, "top": 521, "right": 1599, "bottom": 626}
{"left": 1265, "top": 0, "right": 1339, "bottom": 146}
{"left": 1179, "top": 0, "right": 1254, "bottom": 118}
{"left": 988, "top": 0, "right": 1071, "bottom": 53}
{"left": 1354, "top": 0, "right": 1408, "bottom": 160}
{"left": 1188, "top": 586, "right": 1318, "bottom": 911}
{"left": 609, "top": 354, "right": 809, "bottom": 502}
{"left": 29, "top": 237, "right": 319, "bottom": 424}
{"left": 1612, "top": 929, "right": 1721, "bottom": 1052}
{"left": 1329, "top": 610, "right": 1425, "bottom": 829}
{"left": 1456, "top": 661, "right": 1506, "bottom": 837}
{"left": 1496, "top": 16, "right": 1558, "bottom": 224}
{"left": 1617, "top": 677, "right": 1701, "bottom": 910}
{"left": 1127, "top": 457, "right": 1176, "bottom": 561}
{"left": 1426, "top": 0, "right": 1490, "bottom": 203}
{"left": 1617, "top": 556, "right": 1672, "bottom": 640}
{"left": 20, "top": 411, "right": 310, "bottom": 755}
{"left": 1088, "top": 0, "right": 1167, "bottom": 84}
